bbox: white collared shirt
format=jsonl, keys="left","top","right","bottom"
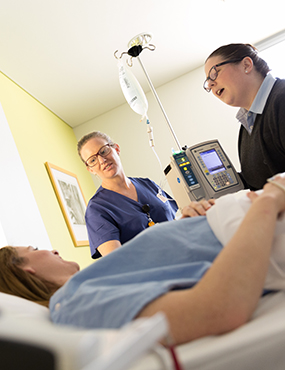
{"left": 236, "top": 73, "right": 276, "bottom": 134}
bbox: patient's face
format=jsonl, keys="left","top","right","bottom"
{"left": 15, "top": 246, "right": 79, "bottom": 286}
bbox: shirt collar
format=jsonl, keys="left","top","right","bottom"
{"left": 249, "top": 73, "right": 276, "bottom": 114}
{"left": 236, "top": 73, "right": 276, "bottom": 127}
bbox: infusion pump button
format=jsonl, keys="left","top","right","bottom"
{"left": 213, "top": 173, "right": 231, "bottom": 187}
{"left": 189, "top": 183, "right": 200, "bottom": 190}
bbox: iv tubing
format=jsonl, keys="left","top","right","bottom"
{"left": 137, "top": 56, "right": 182, "bottom": 152}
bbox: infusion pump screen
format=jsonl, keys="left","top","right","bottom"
{"left": 199, "top": 149, "right": 226, "bottom": 175}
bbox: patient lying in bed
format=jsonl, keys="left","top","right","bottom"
{"left": 0, "top": 174, "right": 285, "bottom": 345}
{"left": 207, "top": 187, "right": 285, "bottom": 290}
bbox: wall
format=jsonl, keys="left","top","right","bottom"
{"left": 0, "top": 102, "right": 52, "bottom": 250}
{"left": 0, "top": 61, "right": 241, "bottom": 271}
{"left": 0, "top": 72, "right": 96, "bottom": 269}
{"left": 0, "top": 221, "right": 7, "bottom": 247}
{"left": 74, "top": 64, "right": 241, "bottom": 195}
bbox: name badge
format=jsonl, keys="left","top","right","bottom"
{"left": 157, "top": 193, "right": 167, "bottom": 203}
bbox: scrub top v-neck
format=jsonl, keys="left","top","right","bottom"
{"left": 85, "top": 177, "right": 178, "bottom": 258}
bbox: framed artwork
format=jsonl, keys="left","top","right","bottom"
{"left": 45, "top": 162, "right": 89, "bottom": 247}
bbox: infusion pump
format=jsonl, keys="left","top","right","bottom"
{"left": 164, "top": 139, "right": 244, "bottom": 210}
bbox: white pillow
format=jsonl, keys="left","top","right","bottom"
{"left": 0, "top": 292, "right": 50, "bottom": 320}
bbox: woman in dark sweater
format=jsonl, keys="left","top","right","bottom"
{"left": 204, "top": 43, "right": 285, "bottom": 190}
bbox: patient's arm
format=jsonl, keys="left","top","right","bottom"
{"left": 137, "top": 176, "right": 285, "bottom": 345}
{"left": 98, "top": 240, "right": 121, "bottom": 256}
{"left": 181, "top": 198, "right": 215, "bottom": 218}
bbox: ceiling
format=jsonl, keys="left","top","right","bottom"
{"left": 1, "top": 0, "right": 285, "bottom": 128}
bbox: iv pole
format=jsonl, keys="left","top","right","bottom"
{"left": 126, "top": 33, "right": 182, "bottom": 152}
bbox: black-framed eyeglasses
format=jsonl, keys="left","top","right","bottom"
{"left": 203, "top": 58, "right": 243, "bottom": 92}
{"left": 85, "top": 144, "right": 112, "bottom": 167}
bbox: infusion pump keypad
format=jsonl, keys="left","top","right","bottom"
{"left": 190, "top": 143, "right": 238, "bottom": 191}
{"left": 211, "top": 172, "right": 234, "bottom": 189}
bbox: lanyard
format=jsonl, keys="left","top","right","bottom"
{"left": 141, "top": 204, "right": 155, "bottom": 227}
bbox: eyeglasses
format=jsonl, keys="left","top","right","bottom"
{"left": 203, "top": 58, "right": 243, "bottom": 92}
{"left": 85, "top": 144, "right": 112, "bottom": 167}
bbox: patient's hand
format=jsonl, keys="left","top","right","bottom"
{"left": 181, "top": 199, "right": 215, "bottom": 218}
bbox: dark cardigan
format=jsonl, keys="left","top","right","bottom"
{"left": 238, "top": 78, "right": 285, "bottom": 190}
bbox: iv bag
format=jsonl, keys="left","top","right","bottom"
{"left": 118, "top": 60, "right": 148, "bottom": 118}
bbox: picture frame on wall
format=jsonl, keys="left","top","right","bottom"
{"left": 45, "top": 162, "right": 89, "bottom": 247}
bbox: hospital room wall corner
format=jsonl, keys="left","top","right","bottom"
{"left": 73, "top": 64, "right": 241, "bottom": 194}
{"left": 0, "top": 72, "right": 95, "bottom": 270}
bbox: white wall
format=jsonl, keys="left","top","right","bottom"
{"left": 0, "top": 222, "right": 7, "bottom": 247}
{"left": 73, "top": 64, "right": 240, "bottom": 196}
{"left": 0, "top": 103, "right": 52, "bottom": 249}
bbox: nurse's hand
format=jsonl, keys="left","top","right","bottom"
{"left": 181, "top": 198, "right": 215, "bottom": 218}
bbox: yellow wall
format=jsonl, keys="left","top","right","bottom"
{"left": 0, "top": 72, "right": 96, "bottom": 269}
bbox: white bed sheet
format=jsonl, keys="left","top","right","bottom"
{"left": 129, "top": 291, "right": 285, "bottom": 370}
{"left": 1, "top": 290, "right": 285, "bottom": 370}
{"left": 0, "top": 292, "right": 168, "bottom": 370}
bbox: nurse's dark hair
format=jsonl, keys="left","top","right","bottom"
{"left": 0, "top": 246, "right": 56, "bottom": 308}
{"left": 77, "top": 131, "right": 115, "bottom": 163}
{"left": 205, "top": 43, "right": 270, "bottom": 78}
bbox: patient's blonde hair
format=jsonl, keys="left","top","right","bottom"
{"left": 0, "top": 247, "right": 54, "bottom": 308}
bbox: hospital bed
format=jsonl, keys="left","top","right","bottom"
{"left": 1, "top": 290, "right": 285, "bottom": 370}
